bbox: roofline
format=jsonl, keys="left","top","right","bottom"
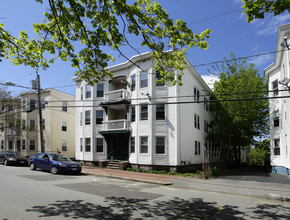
{"left": 264, "top": 23, "right": 290, "bottom": 78}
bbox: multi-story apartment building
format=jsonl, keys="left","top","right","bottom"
{"left": 0, "top": 98, "right": 21, "bottom": 151}
{"left": 73, "top": 52, "right": 212, "bottom": 171}
{"left": 265, "top": 23, "right": 290, "bottom": 177}
{"left": 20, "top": 89, "right": 75, "bottom": 158}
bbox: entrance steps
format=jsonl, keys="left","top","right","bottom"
{"left": 106, "top": 161, "right": 120, "bottom": 170}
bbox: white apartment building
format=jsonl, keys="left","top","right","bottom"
{"left": 20, "top": 89, "right": 75, "bottom": 158}
{"left": 265, "top": 23, "right": 290, "bottom": 177}
{"left": 73, "top": 52, "right": 212, "bottom": 172}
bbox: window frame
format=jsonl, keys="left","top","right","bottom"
{"left": 62, "top": 120, "right": 67, "bottom": 132}
{"left": 194, "top": 114, "right": 200, "bottom": 129}
{"left": 96, "top": 138, "right": 104, "bottom": 153}
{"left": 97, "top": 84, "right": 104, "bottom": 97}
{"left": 274, "top": 138, "right": 280, "bottom": 156}
{"left": 96, "top": 110, "right": 104, "bottom": 125}
{"left": 140, "top": 136, "right": 148, "bottom": 154}
{"left": 273, "top": 110, "right": 279, "bottom": 127}
{"left": 195, "top": 141, "right": 201, "bottom": 155}
{"left": 61, "top": 140, "right": 68, "bottom": 152}
{"left": 140, "top": 71, "right": 148, "bottom": 88}
{"left": 85, "top": 138, "right": 91, "bottom": 152}
{"left": 86, "top": 84, "right": 91, "bottom": 98}
{"left": 130, "top": 137, "right": 135, "bottom": 153}
{"left": 156, "top": 71, "right": 165, "bottom": 86}
{"left": 62, "top": 101, "right": 68, "bottom": 112}
{"left": 140, "top": 104, "right": 148, "bottom": 121}
{"left": 156, "top": 104, "right": 165, "bottom": 120}
{"left": 85, "top": 110, "right": 91, "bottom": 125}
{"left": 156, "top": 136, "right": 165, "bottom": 154}
{"left": 131, "top": 74, "right": 136, "bottom": 91}
{"left": 29, "top": 140, "right": 36, "bottom": 151}
{"left": 272, "top": 80, "right": 278, "bottom": 96}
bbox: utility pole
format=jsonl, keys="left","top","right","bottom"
{"left": 36, "top": 72, "right": 45, "bottom": 153}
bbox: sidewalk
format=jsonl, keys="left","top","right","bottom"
{"left": 82, "top": 166, "right": 290, "bottom": 202}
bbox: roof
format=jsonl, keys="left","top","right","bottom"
{"left": 264, "top": 23, "right": 290, "bottom": 78}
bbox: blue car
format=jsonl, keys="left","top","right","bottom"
{"left": 28, "top": 153, "right": 82, "bottom": 174}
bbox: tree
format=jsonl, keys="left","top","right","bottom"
{"left": 208, "top": 53, "right": 269, "bottom": 167}
{"left": 249, "top": 139, "right": 270, "bottom": 166}
{"left": 0, "top": 0, "right": 211, "bottom": 85}
{"left": 242, "top": 0, "right": 290, "bottom": 22}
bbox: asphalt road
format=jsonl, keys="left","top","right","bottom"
{"left": 0, "top": 165, "right": 289, "bottom": 220}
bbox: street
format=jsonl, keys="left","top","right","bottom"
{"left": 0, "top": 165, "right": 289, "bottom": 220}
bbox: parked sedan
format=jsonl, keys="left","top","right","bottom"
{"left": 28, "top": 153, "right": 82, "bottom": 174}
{"left": 0, "top": 151, "right": 28, "bottom": 166}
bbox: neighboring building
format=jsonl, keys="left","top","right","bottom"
{"left": 0, "top": 98, "right": 21, "bottom": 152}
{"left": 73, "top": 51, "right": 212, "bottom": 171}
{"left": 20, "top": 89, "right": 75, "bottom": 158}
{"left": 265, "top": 23, "right": 290, "bottom": 177}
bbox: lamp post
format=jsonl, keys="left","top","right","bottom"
{"left": 1, "top": 75, "right": 45, "bottom": 153}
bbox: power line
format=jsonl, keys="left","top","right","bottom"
{"left": 188, "top": 8, "right": 243, "bottom": 25}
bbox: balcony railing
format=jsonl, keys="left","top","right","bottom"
{"left": 102, "top": 119, "right": 129, "bottom": 131}
{"left": 104, "top": 89, "right": 130, "bottom": 102}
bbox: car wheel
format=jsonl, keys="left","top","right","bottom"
{"left": 30, "top": 163, "right": 36, "bottom": 170}
{"left": 50, "top": 166, "right": 58, "bottom": 174}
{"left": 4, "top": 160, "right": 8, "bottom": 166}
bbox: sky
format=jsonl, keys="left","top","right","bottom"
{"left": 1, "top": 0, "right": 290, "bottom": 96}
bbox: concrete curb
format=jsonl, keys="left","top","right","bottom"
{"left": 83, "top": 171, "right": 173, "bottom": 186}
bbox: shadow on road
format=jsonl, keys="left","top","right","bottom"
{"left": 217, "top": 166, "right": 290, "bottom": 184}
{"left": 26, "top": 197, "right": 289, "bottom": 219}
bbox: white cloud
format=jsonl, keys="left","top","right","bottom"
{"left": 201, "top": 74, "right": 220, "bottom": 90}
{"left": 257, "top": 14, "right": 290, "bottom": 36}
{"left": 248, "top": 53, "right": 273, "bottom": 67}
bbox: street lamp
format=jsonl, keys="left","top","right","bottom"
{"left": 279, "top": 36, "right": 290, "bottom": 89}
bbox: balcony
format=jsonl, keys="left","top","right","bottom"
{"left": 101, "top": 119, "right": 130, "bottom": 132}
{"left": 100, "top": 89, "right": 131, "bottom": 106}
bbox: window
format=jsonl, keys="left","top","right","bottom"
{"left": 22, "top": 140, "right": 26, "bottom": 151}
{"left": 156, "top": 137, "right": 165, "bottom": 154}
{"left": 80, "top": 138, "right": 83, "bottom": 152}
{"left": 42, "top": 119, "right": 45, "bottom": 130}
{"left": 97, "top": 84, "right": 104, "bottom": 97}
{"left": 140, "top": 71, "right": 148, "bottom": 88}
{"left": 62, "top": 121, "right": 67, "bottom": 131}
{"left": 29, "top": 140, "right": 35, "bottom": 151}
{"left": 156, "top": 104, "right": 165, "bottom": 120}
{"left": 86, "top": 84, "right": 91, "bottom": 98}
{"left": 96, "top": 110, "right": 103, "bottom": 124}
{"left": 62, "top": 140, "right": 67, "bottom": 152}
{"left": 22, "top": 99, "right": 26, "bottom": 111}
{"left": 80, "top": 112, "right": 83, "bottom": 126}
{"left": 274, "top": 138, "right": 280, "bottom": 156}
{"left": 85, "top": 138, "right": 91, "bottom": 152}
{"left": 62, "top": 101, "right": 68, "bottom": 112}
{"left": 194, "top": 114, "right": 200, "bottom": 129}
{"left": 194, "top": 88, "right": 200, "bottom": 102}
{"left": 272, "top": 80, "right": 278, "bottom": 96}
{"left": 204, "top": 120, "right": 208, "bottom": 133}
{"left": 195, "top": 141, "right": 201, "bottom": 155}
{"left": 41, "top": 98, "right": 46, "bottom": 109}
{"left": 141, "top": 104, "right": 148, "bottom": 120}
{"left": 131, "top": 74, "right": 136, "bottom": 91}
{"left": 273, "top": 110, "right": 279, "bottom": 127}
{"left": 1, "top": 140, "right": 4, "bottom": 149}
{"left": 96, "top": 138, "right": 103, "bottom": 152}
{"left": 29, "top": 100, "right": 36, "bottom": 111}
{"left": 29, "top": 120, "right": 36, "bottom": 130}
{"left": 0, "top": 123, "right": 4, "bottom": 132}
{"left": 85, "top": 110, "right": 91, "bottom": 125}
{"left": 156, "top": 71, "right": 164, "bottom": 86}
{"left": 80, "top": 86, "right": 83, "bottom": 101}
{"left": 130, "top": 137, "right": 135, "bottom": 153}
{"left": 140, "top": 137, "right": 148, "bottom": 153}
{"left": 204, "top": 97, "right": 209, "bottom": 111}
{"left": 131, "top": 106, "right": 135, "bottom": 122}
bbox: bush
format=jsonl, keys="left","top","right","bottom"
{"left": 209, "top": 166, "right": 219, "bottom": 176}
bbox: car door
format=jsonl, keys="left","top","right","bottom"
{"left": 0, "top": 152, "right": 4, "bottom": 163}
{"left": 33, "top": 153, "right": 45, "bottom": 169}
{"left": 37, "top": 154, "right": 50, "bottom": 170}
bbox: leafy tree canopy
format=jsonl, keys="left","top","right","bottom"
{"left": 208, "top": 53, "right": 269, "bottom": 158}
{"left": 0, "top": 0, "right": 211, "bottom": 85}
{"left": 242, "top": 0, "right": 290, "bottom": 22}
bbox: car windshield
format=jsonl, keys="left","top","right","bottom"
{"left": 51, "top": 154, "right": 71, "bottom": 162}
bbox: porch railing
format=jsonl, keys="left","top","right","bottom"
{"left": 102, "top": 119, "right": 129, "bottom": 131}
{"left": 104, "top": 89, "right": 130, "bottom": 102}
